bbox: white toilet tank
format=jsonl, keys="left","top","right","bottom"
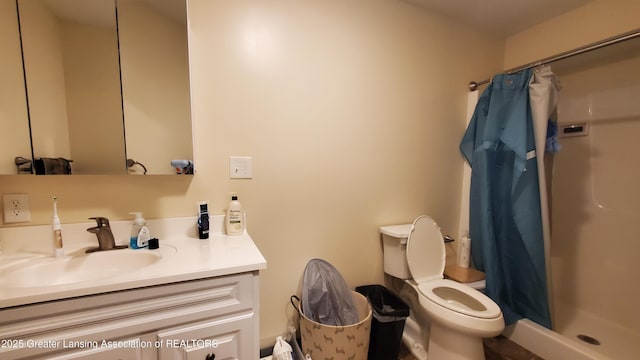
{"left": 380, "top": 224, "right": 413, "bottom": 279}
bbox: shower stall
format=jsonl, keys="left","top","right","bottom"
{"left": 466, "top": 31, "right": 640, "bottom": 360}
{"left": 503, "top": 35, "right": 640, "bottom": 360}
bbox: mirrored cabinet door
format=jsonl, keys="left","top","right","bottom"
{"left": 20, "top": 0, "right": 126, "bottom": 175}
{"left": 3, "top": 0, "right": 194, "bottom": 175}
{"left": 118, "top": 0, "right": 193, "bottom": 175}
{"left": 0, "top": 0, "right": 31, "bottom": 175}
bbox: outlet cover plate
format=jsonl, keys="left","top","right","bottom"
{"left": 3, "top": 194, "right": 31, "bottom": 223}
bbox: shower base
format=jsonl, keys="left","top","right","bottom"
{"left": 504, "top": 304, "right": 640, "bottom": 360}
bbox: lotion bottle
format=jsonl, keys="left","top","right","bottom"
{"left": 52, "top": 197, "right": 64, "bottom": 257}
{"left": 225, "top": 194, "right": 244, "bottom": 236}
{"left": 129, "top": 212, "right": 151, "bottom": 249}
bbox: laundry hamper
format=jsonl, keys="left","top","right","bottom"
{"left": 292, "top": 291, "right": 372, "bottom": 360}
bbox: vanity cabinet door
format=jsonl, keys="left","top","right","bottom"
{"left": 157, "top": 314, "right": 255, "bottom": 360}
{"left": 45, "top": 338, "right": 144, "bottom": 360}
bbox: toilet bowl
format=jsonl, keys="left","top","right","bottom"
{"left": 380, "top": 215, "right": 504, "bottom": 360}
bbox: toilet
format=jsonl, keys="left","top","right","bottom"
{"left": 380, "top": 215, "right": 504, "bottom": 360}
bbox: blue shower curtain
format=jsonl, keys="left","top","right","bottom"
{"left": 459, "top": 69, "right": 552, "bottom": 329}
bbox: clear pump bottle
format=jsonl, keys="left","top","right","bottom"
{"left": 129, "top": 212, "right": 150, "bottom": 249}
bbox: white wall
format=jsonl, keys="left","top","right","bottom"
{"left": 2, "top": 0, "right": 504, "bottom": 347}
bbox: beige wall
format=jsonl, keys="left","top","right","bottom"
{"left": 1, "top": 0, "right": 504, "bottom": 346}
{"left": 504, "top": 0, "right": 640, "bottom": 70}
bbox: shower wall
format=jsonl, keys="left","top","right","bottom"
{"left": 553, "top": 54, "right": 640, "bottom": 339}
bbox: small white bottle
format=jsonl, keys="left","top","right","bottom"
{"left": 52, "top": 197, "right": 64, "bottom": 257}
{"left": 225, "top": 194, "right": 244, "bottom": 236}
{"left": 458, "top": 233, "right": 471, "bottom": 268}
{"left": 129, "top": 212, "right": 151, "bottom": 249}
{"left": 272, "top": 336, "right": 293, "bottom": 360}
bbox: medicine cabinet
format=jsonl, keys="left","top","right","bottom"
{"left": 0, "top": 0, "right": 193, "bottom": 175}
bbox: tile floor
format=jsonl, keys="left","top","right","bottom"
{"left": 398, "top": 336, "right": 544, "bottom": 360}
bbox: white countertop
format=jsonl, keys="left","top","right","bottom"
{"left": 0, "top": 216, "right": 267, "bottom": 309}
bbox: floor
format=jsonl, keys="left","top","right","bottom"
{"left": 261, "top": 334, "right": 545, "bottom": 360}
{"left": 398, "top": 336, "right": 544, "bottom": 360}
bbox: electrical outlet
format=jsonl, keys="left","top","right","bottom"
{"left": 3, "top": 194, "right": 31, "bottom": 223}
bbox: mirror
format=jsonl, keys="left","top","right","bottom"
{"left": 0, "top": 0, "right": 31, "bottom": 174}
{"left": 12, "top": 0, "right": 192, "bottom": 175}
{"left": 20, "top": 0, "right": 125, "bottom": 175}
{"left": 118, "top": 0, "right": 193, "bottom": 175}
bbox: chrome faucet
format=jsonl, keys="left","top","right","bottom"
{"left": 86, "top": 217, "right": 128, "bottom": 253}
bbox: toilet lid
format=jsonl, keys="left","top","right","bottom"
{"left": 406, "top": 215, "right": 445, "bottom": 283}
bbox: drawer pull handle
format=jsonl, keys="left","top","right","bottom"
{"left": 205, "top": 353, "right": 216, "bottom": 360}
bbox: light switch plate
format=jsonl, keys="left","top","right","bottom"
{"left": 3, "top": 194, "right": 31, "bottom": 223}
{"left": 229, "top": 156, "right": 253, "bottom": 179}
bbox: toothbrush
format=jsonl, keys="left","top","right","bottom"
{"left": 52, "top": 196, "right": 64, "bottom": 257}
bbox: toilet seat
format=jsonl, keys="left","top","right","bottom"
{"left": 417, "top": 279, "right": 501, "bottom": 319}
{"left": 406, "top": 216, "right": 501, "bottom": 319}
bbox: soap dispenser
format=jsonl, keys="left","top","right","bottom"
{"left": 129, "top": 212, "right": 150, "bottom": 249}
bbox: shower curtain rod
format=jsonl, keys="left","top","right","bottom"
{"left": 468, "top": 28, "right": 640, "bottom": 91}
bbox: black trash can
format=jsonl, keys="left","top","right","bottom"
{"left": 356, "top": 285, "right": 409, "bottom": 360}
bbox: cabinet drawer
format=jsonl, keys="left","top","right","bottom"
{"left": 157, "top": 314, "right": 255, "bottom": 360}
{"left": 45, "top": 337, "right": 144, "bottom": 360}
{"left": 1, "top": 273, "right": 255, "bottom": 333}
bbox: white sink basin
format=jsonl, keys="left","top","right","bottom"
{"left": 2, "top": 250, "right": 160, "bottom": 288}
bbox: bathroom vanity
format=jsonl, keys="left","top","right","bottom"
{"left": 0, "top": 216, "right": 266, "bottom": 359}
